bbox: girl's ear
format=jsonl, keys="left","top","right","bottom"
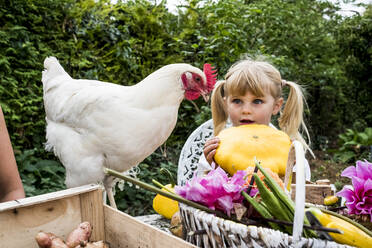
{"left": 272, "top": 97, "right": 284, "bottom": 115}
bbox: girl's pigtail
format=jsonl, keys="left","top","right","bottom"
{"left": 211, "top": 80, "right": 228, "bottom": 136}
{"left": 279, "top": 80, "right": 314, "bottom": 157}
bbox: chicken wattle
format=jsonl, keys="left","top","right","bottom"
{"left": 41, "top": 57, "right": 216, "bottom": 208}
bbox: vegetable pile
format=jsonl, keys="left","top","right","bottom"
{"left": 173, "top": 162, "right": 372, "bottom": 247}
{"left": 35, "top": 222, "right": 109, "bottom": 248}
{"left": 242, "top": 163, "right": 316, "bottom": 238}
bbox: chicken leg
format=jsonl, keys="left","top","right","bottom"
{"left": 103, "top": 175, "right": 117, "bottom": 209}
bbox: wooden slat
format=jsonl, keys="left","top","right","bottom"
{"left": 104, "top": 205, "right": 197, "bottom": 248}
{"left": 0, "top": 196, "right": 82, "bottom": 248}
{"left": 291, "top": 184, "right": 333, "bottom": 205}
{"left": 79, "top": 187, "right": 105, "bottom": 241}
{"left": 0, "top": 184, "right": 101, "bottom": 212}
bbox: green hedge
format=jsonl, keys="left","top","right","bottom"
{"left": 1, "top": 0, "right": 370, "bottom": 215}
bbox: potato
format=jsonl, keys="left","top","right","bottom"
{"left": 170, "top": 211, "right": 183, "bottom": 239}
{"left": 66, "top": 222, "right": 92, "bottom": 248}
{"left": 75, "top": 240, "right": 109, "bottom": 248}
{"left": 35, "top": 232, "right": 68, "bottom": 248}
{"left": 50, "top": 237, "right": 69, "bottom": 248}
{"left": 35, "top": 232, "right": 53, "bottom": 248}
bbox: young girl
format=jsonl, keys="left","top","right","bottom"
{"left": 199, "top": 58, "right": 312, "bottom": 180}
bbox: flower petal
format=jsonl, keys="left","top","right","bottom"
{"left": 223, "top": 182, "right": 240, "bottom": 193}
{"left": 337, "top": 187, "right": 359, "bottom": 214}
{"left": 362, "top": 178, "right": 372, "bottom": 196}
{"left": 352, "top": 176, "right": 366, "bottom": 197}
{"left": 337, "top": 187, "right": 355, "bottom": 201}
{"left": 230, "top": 170, "right": 247, "bottom": 186}
{"left": 355, "top": 195, "right": 372, "bottom": 213}
{"left": 341, "top": 165, "right": 357, "bottom": 178}
{"left": 176, "top": 167, "right": 268, "bottom": 215}
{"left": 208, "top": 167, "right": 229, "bottom": 181}
{"left": 356, "top": 160, "right": 372, "bottom": 181}
{"left": 249, "top": 188, "right": 258, "bottom": 197}
{"left": 217, "top": 195, "right": 234, "bottom": 216}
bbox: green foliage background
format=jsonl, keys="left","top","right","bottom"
{"left": 1, "top": 0, "right": 371, "bottom": 215}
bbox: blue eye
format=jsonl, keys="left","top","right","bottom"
{"left": 253, "top": 99, "right": 263, "bottom": 104}
{"left": 232, "top": 99, "right": 242, "bottom": 104}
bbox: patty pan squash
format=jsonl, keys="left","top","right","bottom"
{"left": 214, "top": 124, "right": 291, "bottom": 176}
{"left": 152, "top": 184, "right": 179, "bottom": 219}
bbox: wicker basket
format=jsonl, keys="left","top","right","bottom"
{"left": 177, "top": 120, "right": 354, "bottom": 248}
{"left": 179, "top": 203, "right": 352, "bottom": 248}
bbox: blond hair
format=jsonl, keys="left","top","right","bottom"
{"left": 211, "top": 58, "right": 313, "bottom": 155}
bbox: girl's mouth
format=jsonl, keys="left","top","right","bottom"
{"left": 240, "top": 119, "right": 254, "bottom": 125}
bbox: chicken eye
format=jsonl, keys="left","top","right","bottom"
{"left": 195, "top": 77, "right": 201, "bottom": 82}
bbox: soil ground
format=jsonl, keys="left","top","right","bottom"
{"left": 308, "top": 150, "right": 350, "bottom": 191}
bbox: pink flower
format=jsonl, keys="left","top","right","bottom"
{"left": 337, "top": 160, "right": 372, "bottom": 221}
{"left": 175, "top": 167, "right": 248, "bottom": 216}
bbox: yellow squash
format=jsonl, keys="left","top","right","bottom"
{"left": 214, "top": 124, "right": 291, "bottom": 176}
{"left": 307, "top": 207, "right": 372, "bottom": 247}
{"left": 152, "top": 184, "right": 179, "bottom": 219}
{"left": 323, "top": 195, "right": 338, "bottom": 206}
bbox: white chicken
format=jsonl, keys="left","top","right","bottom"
{"left": 42, "top": 57, "right": 216, "bottom": 208}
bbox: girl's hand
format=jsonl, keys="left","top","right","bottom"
{"left": 203, "top": 137, "right": 220, "bottom": 165}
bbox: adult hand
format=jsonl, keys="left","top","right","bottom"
{"left": 203, "top": 137, "right": 220, "bottom": 165}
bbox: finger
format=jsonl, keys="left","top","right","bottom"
{"left": 205, "top": 137, "right": 219, "bottom": 146}
{"left": 206, "top": 153, "right": 213, "bottom": 164}
{"left": 206, "top": 149, "right": 216, "bottom": 164}
{"left": 204, "top": 139, "right": 213, "bottom": 146}
{"left": 210, "top": 138, "right": 220, "bottom": 146}
{"left": 204, "top": 143, "right": 219, "bottom": 155}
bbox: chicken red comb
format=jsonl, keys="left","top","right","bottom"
{"left": 203, "top": 63, "right": 217, "bottom": 92}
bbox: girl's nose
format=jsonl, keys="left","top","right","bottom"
{"left": 242, "top": 103, "right": 251, "bottom": 114}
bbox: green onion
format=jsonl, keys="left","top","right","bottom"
{"left": 242, "top": 191, "right": 282, "bottom": 231}
{"left": 256, "top": 162, "right": 295, "bottom": 216}
{"left": 255, "top": 162, "right": 317, "bottom": 238}
{"left": 253, "top": 174, "right": 293, "bottom": 233}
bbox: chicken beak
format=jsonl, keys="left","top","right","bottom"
{"left": 201, "top": 92, "right": 210, "bottom": 102}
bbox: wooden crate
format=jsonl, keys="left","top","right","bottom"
{"left": 0, "top": 184, "right": 195, "bottom": 248}
{"left": 291, "top": 183, "right": 334, "bottom": 205}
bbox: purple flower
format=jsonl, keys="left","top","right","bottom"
{"left": 337, "top": 160, "right": 372, "bottom": 221}
{"left": 175, "top": 167, "right": 248, "bottom": 216}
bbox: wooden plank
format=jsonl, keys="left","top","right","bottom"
{"left": 291, "top": 184, "right": 333, "bottom": 205}
{"left": 104, "top": 205, "right": 197, "bottom": 248}
{"left": 0, "top": 196, "right": 82, "bottom": 248}
{"left": 79, "top": 187, "right": 105, "bottom": 241}
{"left": 0, "top": 184, "right": 101, "bottom": 212}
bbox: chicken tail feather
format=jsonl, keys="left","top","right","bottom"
{"left": 42, "top": 57, "right": 70, "bottom": 85}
